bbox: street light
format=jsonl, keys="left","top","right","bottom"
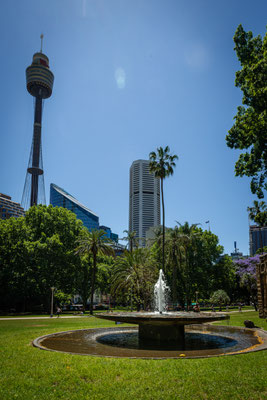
{"left": 50, "top": 287, "right": 55, "bottom": 317}
{"left": 195, "top": 291, "right": 199, "bottom": 304}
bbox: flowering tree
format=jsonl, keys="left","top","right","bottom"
{"left": 235, "top": 255, "right": 260, "bottom": 310}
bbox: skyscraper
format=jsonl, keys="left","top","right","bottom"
{"left": 129, "top": 160, "right": 160, "bottom": 247}
{"left": 22, "top": 37, "right": 54, "bottom": 209}
{"left": 249, "top": 225, "right": 267, "bottom": 255}
{"left": 50, "top": 184, "right": 99, "bottom": 231}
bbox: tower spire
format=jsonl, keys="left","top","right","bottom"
{"left": 22, "top": 47, "right": 54, "bottom": 210}
{"left": 40, "top": 33, "right": 44, "bottom": 53}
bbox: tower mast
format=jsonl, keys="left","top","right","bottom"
{"left": 22, "top": 36, "right": 54, "bottom": 209}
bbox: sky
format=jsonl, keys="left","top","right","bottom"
{"left": 0, "top": 0, "right": 266, "bottom": 255}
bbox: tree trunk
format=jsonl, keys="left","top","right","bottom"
{"left": 90, "top": 253, "right": 97, "bottom": 315}
{"left": 161, "top": 177, "right": 165, "bottom": 273}
{"left": 172, "top": 250, "right": 177, "bottom": 303}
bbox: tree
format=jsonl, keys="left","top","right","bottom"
{"left": 226, "top": 25, "right": 267, "bottom": 199}
{"left": 149, "top": 146, "right": 178, "bottom": 273}
{"left": 111, "top": 248, "right": 157, "bottom": 311}
{"left": 210, "top": 290, "right": 230, "bottom": 310}
{"left": 235, "top": 255, "right": 260, "bottom": 309}
{"left": 0, "top": 205, "right": 85, "bottom": 312}
{"left": 76, "top": 229, "right": 114, "bottom": 314}
{"left": 247, "top": 200, "right": 267, "bottom": 253}
{"left": 121, "top": 230, "right": 138, "bottom": 253}
{"left": 163, "top": 223, "right": 230, "bottom": 307}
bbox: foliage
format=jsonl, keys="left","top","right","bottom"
{"left": 0, "top": 205, "right": 85, "bottom": 312}
{"left": 226, "top": 25, "right": 267, "bottom": 198}
{"left": 256, "top": 245, "right": 267, "bottom": 254}
{"left": 76, "top": 229, "right": 114, "bottom": 314}
{"left": 161, "top": 222, "right": 234, "bottom": 307}
{"left": 247, "top": 200, "right": 267, "bottom": 226}
{"left": 210, "top": 290, "right": 230, "bottom": 305}
{"left": 111, "top": 248, "right": 157, "bottom": 310}
{"left": 121, "top": 230, "right": 138, "bottom": 252}
{"left": 234, "top": 255, "right": 260, "bottom": 307}
{"left": 149, "top": 146, "right": 178, "bottom": 273}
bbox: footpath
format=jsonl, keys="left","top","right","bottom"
{"left": 0, "top": 309, "right": 255, "bottom": 321}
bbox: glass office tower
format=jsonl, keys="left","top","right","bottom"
{"left": 50, "top": 183, "right": 99, "bottom": 231}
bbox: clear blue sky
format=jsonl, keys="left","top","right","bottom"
{"left": 0, "top": 0, "right": 266, "bottom": 255}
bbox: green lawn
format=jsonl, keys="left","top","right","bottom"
{"left": 0, "top": 312, "right": 266, "bottom": 400}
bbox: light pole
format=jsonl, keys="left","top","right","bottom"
{"left": 50, "top": 287, "right": 55, "bottom": 317}
{"left": 195, "top": 291, "right": 199, "bottom": 304}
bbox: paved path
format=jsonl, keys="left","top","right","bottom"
{"left": 0, "top": 315, "right": 91, "bottom": 321}
{"left": 0, "top": 309, "right": 255, "bottom": 321}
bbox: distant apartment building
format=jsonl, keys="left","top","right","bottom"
{"left": 249, "top": 225, "right": 267, "bottom": 255}
{"left": 50, "top": 184, "right": 118, "bottom": 242}
{"left": 129, "top": 160, "right": 160, "bottom": 247}
{"left": 0, "top": 193, "right": 25, "bottom": 220}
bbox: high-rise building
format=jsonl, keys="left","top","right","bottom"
{"left": 0, "top": 193, "right": 25, "bottom": 220}
{"left": 129, "top": 160, "right": 160, "bottom": 246}
{"left": 22, "top": 37, "right": 54, "bottom": 209}
{"left": 50, "top": 184, "right": 99, "bottom": 231}
{"left": 99, "top": 225, "right": 119, "bottom": 243}
{"left": 249, "top": 225, "right": 267, "bottom": 255}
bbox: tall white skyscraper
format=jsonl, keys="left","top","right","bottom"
{"left": 129, "top": 160, "right": 160, "bottom": 247}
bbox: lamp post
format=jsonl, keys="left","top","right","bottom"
{"left": 195, "top": 291, "right": 199, "bottom": 304}
{"left": 50, "top": 287, "right": 55, "bottom": 317}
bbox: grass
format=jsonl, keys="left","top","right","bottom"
{"left": 0, "top": 312, "right": 266, "bottom": 400}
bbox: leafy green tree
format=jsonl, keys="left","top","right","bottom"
{"left": 76, "top": 229, "right": 114, "bottom": 314}
{"left": 0, "top": 217, "right": 30, "bottom": 311}
{"left": 0, "top": 205, "right": 85, "bottom": 312}
{"left": 74, "top": 255, "right": 92, "bottom": 311}
{"left": 210, "top": 255, "right": 236, "bottom": 300}
{"left": 247, "top": 200, "right": 267, "bottom": 253}
{"left": 226, "top": 25, "right": 267, "bottom": 199}
{"left": 164, "top": 223, "right": 230, "bottom": 307}
{"left": 112, "top": 248, "right": 157, "bottom": 310}
{"left": 149, "top": 146, "right": 178, "bottom": 273}
{"left": 210, "top": 290, "right": 230, "bottom": 310}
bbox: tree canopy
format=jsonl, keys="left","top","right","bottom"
{"left": 226, "top": 24, "right": 267, "bottom": 199}
{"left": 0, "top": 205, "right": 85, "bottom": 312}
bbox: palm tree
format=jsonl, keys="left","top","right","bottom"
{"left": 112, "top": 249, "right": 156, "bottom": 311}
{"left": 247, "top": 201, "right": 267, "bottom": 253}
{"left": 149, "top": 146, "right": 178, "bottom": 273}
{"left": 76, "top": 229, "right": 114, "bottom": 314}
{"left": 121, "top": 230, "right": 138, "bottom": 253}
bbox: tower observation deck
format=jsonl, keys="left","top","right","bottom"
{"left": 22, "top": 38, "right": 54, "bottom": 209}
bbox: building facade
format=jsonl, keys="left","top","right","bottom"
{"left": 99, "top": 225, "right": 119, "bottom": 243}
{"left": 0, "top": 193, "right": 25, "bottom": 220}
{"left": 129, "top": 159, "right": 160, "bottom": 247}
{"left": 50, "top": 184, "right": 99, "bottom": 231}
{"left": 249, "top": 225, "right": 267, "bottom": 255}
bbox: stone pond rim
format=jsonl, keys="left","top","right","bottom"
{"left": 95, "top": 311, "right": 230, "bottom": 344}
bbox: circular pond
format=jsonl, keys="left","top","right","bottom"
{"left": 33, "top": 324, "right": 267, "bottom": 359}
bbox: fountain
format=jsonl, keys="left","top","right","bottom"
{"left": 95, "top": 269, "right": 229, "bottom": 345}
{"left": 154, "top": 269, "right": 168, "bottom": 313}
{"left": 33, "top": 269, "right": 267, "bottom": 358}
